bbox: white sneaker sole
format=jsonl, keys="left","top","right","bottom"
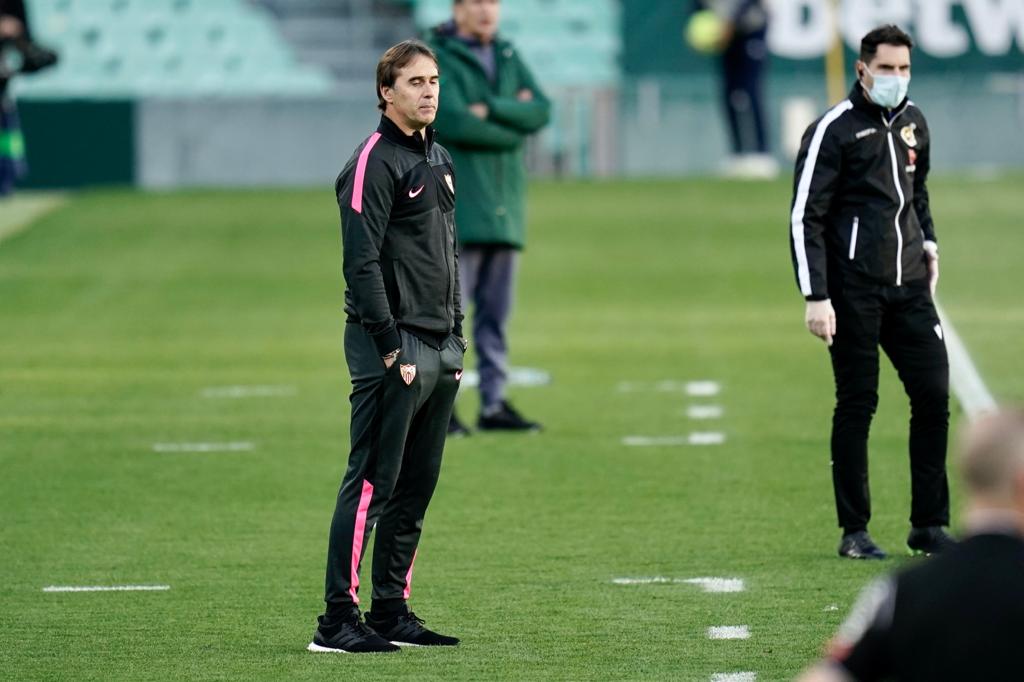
{"left": 307, "top": 642, "right": 350, "bottom": 653}
{"left": 391, "top": 641, "right": 425, "bottom": 647}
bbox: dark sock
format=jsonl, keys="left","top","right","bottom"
{"left": 319, "top": 603, "right": 359, "bottom": 632}
{"left": 369, "top": 598, "right": 407, "bottom": 622}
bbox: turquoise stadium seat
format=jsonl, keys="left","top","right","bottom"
{"left": 412, "top": 0, "right": 620, "bottom": 88}
{"left": 15, "top": 0, "right": 334, "bottom": 98}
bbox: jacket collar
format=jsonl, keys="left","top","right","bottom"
{"left": 431, "top": 22, "right": 509, "bottom": 57}
{"left": 849, "top": 82, "right": 910, "bottom": 123}
{"left": 377, "top": 115, "right": 436, "bottom": 154}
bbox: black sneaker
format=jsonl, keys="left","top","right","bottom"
{"left": 838, "top": 530, "right": 887, "bottom": 560}
{"left": 477, "top": 400, "right": 541, "bottom": 432}
{"left": 15, "top": 40, "right": 59, "bottom": 74}
{"left": 307, "top": 614, "right": 400, "bottom": 654}
{"left": 907, "top": 526, "right": 957, "bottom": 556}
{"left": 365, "top": 610, "right": 460, "bottom": 647}
{"left": 447, "top": 411, "right": 470, "bottom": 437}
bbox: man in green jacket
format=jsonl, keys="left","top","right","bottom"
{"left": 427, "top": 0, "right": 551, "bottom": 434}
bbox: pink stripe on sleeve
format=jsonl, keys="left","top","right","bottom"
{"left": 349, "top": 479, "right": 375, "bottom": 604}
{"left": 403, "top": 549, "right": 418, "bottom": 600}
{"left": 351, "top": 132, "right": 383, "bottom": 214}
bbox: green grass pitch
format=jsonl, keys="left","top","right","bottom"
{"left": 1, "top": 175, "right": 1022, "bottom": 680}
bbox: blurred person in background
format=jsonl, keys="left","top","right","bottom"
{"left": 427, "top": 0, "right": 550, "bottom": 435}
{"left": 0, "top": 0, "right": 57, "bottom": 196}
{"left": 790, "top": 26, "right": 952, "bottom": 561}
{"left": 309, "top": 40, "right": 464, "bottom": 654}
{"left": 797, "top": 408, "right": 1024, "bottom": 682}
{"left": 688, "top": 0, "right": 777, "bottom": 178}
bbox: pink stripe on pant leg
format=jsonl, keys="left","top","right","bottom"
{"left": 349, "top": 479, "right": 374, "bottom": 604}
{"left": 351, "top": 132, "right": 382, "bottom": 214}
{"left": 403, "top": 549, "right": 418, "bottom": 600}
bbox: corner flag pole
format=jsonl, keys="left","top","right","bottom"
{"left": 825, "top": 0, "right": 846, "bottom": 104}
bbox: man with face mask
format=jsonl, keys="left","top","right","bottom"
{"left": 788, "top": 25, "right": 953, "bottom": 560}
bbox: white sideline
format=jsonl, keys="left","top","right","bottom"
{"left": 935, "top": 301, "right": 998, "bottom": 420}
{"left": 43, "top": 585, "right": 170, "bottom": 593}
{"left": 707, "top": 626, "right": 750, "bottom": 640}
{"left": 622, "top": 433, "right": 725, "bottom": 447}
{"left": 152, "top": 442, "right": 254, "bottom": 453}
{"left": 201, "top": 385, "right": 297, "bottom": 398}
{"left": 711, "top": 674, "right": 757, "bottom": 682}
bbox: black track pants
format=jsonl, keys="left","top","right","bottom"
{"left": 322, "top": 324, "right": 463, "bottom": 610}
{"left": 828, "top": 281, "right": 950, "bottom": 533}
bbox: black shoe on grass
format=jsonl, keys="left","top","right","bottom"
{"left": 448, "top": 412, "right": 471, "bottom": 437}
{"left": 838, "top": 530, "right": 887, "bottom": 560}
{"left": 477, "top": 400, "right": 541, "bottom": 432}
{"left": 365, "top": 611, "right": 460, "bottom": 647}
{"left": 307, "top": 614, "right": 400, "bottom": 654}
{"left": 907, "top": 526, "right": 957, "bottom": 556}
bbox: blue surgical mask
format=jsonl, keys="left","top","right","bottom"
{"left": 863, "top": 66, "right": 910, "bottom": 109}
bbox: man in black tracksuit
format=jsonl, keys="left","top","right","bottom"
{"left": 789, "top": 26, "right": 954, "bottom": 560}
{"left": 309, "top": 40, "right": 465, "bottom": 654}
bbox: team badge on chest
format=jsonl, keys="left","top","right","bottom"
{"left": 400, "top": 364, "right": 417, "bottom": 386}
{"left": 900, "top": 123, "right": 918, "bottom": 148}
{"left": 444, "top": 173, "right": 454, "bottom": 194}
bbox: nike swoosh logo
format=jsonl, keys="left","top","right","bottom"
{"left": 408, "top": 186, "right": 425, "bottom": 198}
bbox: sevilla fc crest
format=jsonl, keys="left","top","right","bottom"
{"left": 400, "top": 364, "right": 417, "bottom": 386}
{"left": 900, "top": 123, "right": 918, "bottom": 148}
{"left": 444, "top": 173, "right": 454, "bottom": 194}
{"left": 455, "top": 369, "right": 463, "bottom": 382}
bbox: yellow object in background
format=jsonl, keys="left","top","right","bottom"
{"left": 685, "top": 10, "right": 726, "bottom": 54}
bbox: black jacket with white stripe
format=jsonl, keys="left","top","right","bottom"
{"left": 789, "top": 84, "right": 935, "bottom": 301}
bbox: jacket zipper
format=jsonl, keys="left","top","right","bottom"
{"left": 882, "top": 111, "right": 906, "bottom": 286}
{"left": 848, "top": 216, "right": 859, "bottom": 260}
{"left": 426, "top": 141, "right": 455, "bottom": 329}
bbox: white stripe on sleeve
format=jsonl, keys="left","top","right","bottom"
{"left": 791, "top": 100, "right": 853, "bottom": 296}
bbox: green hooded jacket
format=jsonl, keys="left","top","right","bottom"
{"left": 426, "top": 23, "right": 551, "bottom": 249}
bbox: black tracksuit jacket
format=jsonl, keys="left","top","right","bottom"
{"left": 790, "top": 84, "right": 936, "bottom": 301}
{"left": 336, "top": 116, "right": 463, "bottom": 356}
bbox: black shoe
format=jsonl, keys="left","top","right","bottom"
{"left": 477, "top": 400, "right": 541, "bottom": 432}
{"left": 447, "top": 412, "right": 470, "bottom": 437}
{"left": 307, "top": 614, "right": 400, "bottom": 654}
{"left": 365, "top": 610, "right": 460, "bottom": 647}
{"left": 907, "top": 526, "right": 957, "bottom": 556}
{"left": 15, "top": 40, "right": 59, "bottom": 74}
{"left": 838, "top": 530, "right": 887, "bottom": 560}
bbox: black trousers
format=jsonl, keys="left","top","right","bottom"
{"left": 322, "top": 324, "right": 463, "bottom": 613}
{"left": 828, "top": 280, "right": 950, "bottom": 533}
{"left": 721, "top": 29, "right": 769, "bottom": 155}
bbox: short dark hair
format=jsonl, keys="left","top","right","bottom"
{"left": 860, "top": 25, "right": 914, "bottom": 63}
{"left": 375, "top": 40, "right": 438, "bottom": 112}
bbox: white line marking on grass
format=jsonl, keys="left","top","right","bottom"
{"left": 682, "top": 577, "right": 745, "bottom": 593}
{"left": 43, "top": 585, "right": 170, "bottom": 593}
{"left": 612, "top": 577, "right": 744, "bottom": 592}
{"left": 152, "top": 442, "right": 254, "bottom": 453}
{"left": 200, "top": 385, "right": 297, "bottom": 398}
{"left": 616, "top": 380, "right": 720, "bottom": 395}
{"left": 935, "top": 301, "right": 998, "bottom": 420}
{"left": 622, "top": 432, "right": 726, "bottom": 447}
{"left": 686, "top": 405, "right": 724, "bottom": 420}
{"left": 707, "top": 626, "right": 750, "bottom": 640}
{"left": 711, "top": 674, "right": 756, "bottom": 682}
{"left": 0, "top": 193, "right": 67, "bottom": 245}
{"left": 460, "top": 367, "right": 551, "bottom": 389}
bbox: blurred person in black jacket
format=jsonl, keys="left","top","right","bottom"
{"left": 690, "top": 0, "right": 777, "bottom": 178}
